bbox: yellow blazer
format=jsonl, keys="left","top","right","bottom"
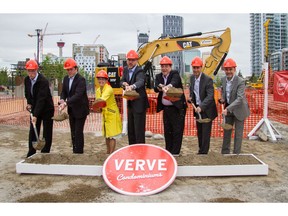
{"left": 96, "top": 84, "right": 122, "bottom": 138}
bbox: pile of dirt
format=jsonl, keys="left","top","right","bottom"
{"left": 24, "top": 151, "right": 261, "bottom": 166}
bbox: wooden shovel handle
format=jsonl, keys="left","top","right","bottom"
{"left": 191, "top": 103, "right": 197, "bottom": 111}
{"left": 221, "top": 104, "right": 225, "bottom": 111}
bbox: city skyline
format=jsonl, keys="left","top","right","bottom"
{"left": 0, "top": 13, "right": 252, "bottom": 76}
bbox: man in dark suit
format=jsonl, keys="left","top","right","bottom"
{"left": 154, "top": 56, "right": 187, "bottom": 156}
{"left": 189, "top": 57, "right": 218, "bottom": 154}
{"left": 120, "top": 50, "right": 149, "bottom": 145}
{"left": 59, "top": 58, "right": 89, "bottom": 154}
{"left": 24, "top": 59, "right": 54, "bottom": 157}
{"left": 219, "top": 58, "right": 250, "bottom": 154}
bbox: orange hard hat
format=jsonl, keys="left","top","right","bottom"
{"left": 160, "top": 56, "right": 173, "bottom": 65}
{"left": 191, "top": 57, "right": 203, "bottom": 67}
{"left": 126, "top": 50, "right": 139, "bottom": 59}
{"left": 25, "top": 59, "right": 38, "bottom": 70}
{"left": 64, "top": 58, "right": 77, "bottom": 69}
{"left": 96, "top": 70, "right": 109, "bottom": 79}
{"left": 223, "top": 58, "right": 237, "bottom": 68}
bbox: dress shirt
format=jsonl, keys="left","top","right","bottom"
{"left": 161, "top": 73, "right": 173, "bottom": 106}
{"left": 128, "top": 66, "right": 136, "bottom": 81}
{"left": 194, "top": 73, "right": 202, "bottom": 105}
{"left": 69, "top": 75, "right": 76, "bottom": 91}
{"left": 30, "top": 73, "right": 39, "bottom": 96}
{"left": 225, "top": 75, "right": 235, "bottom": 104}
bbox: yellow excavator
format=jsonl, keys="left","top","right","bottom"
{"left": 247, "top": 70, "right": 264, "bottom": 89}
{"left": 95, "top": 27, "right": 231, "bottom": 94}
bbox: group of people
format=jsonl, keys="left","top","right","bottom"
{"left": 152, "top": 55, "right": 250, "bottom": 156}
{"left": 188, "top": 57, "right": 250, "bottom": 155}
{"left": 24, "top": 49, "right": 250, "bottom": 158}
{"left": 25, "top": 58, "right": 90, "bottom": 157}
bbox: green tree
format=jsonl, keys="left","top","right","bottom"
{"left": 40, "top": 56, "right": 66, "bottom": 82}
{"left": 181, "top": 73, "right": 191, "bottom": 88}
{"left": 214, "top": 75, "right": 222, "bottom": 88}
{"left": 0, "top": 67, "right": 9, "bottom": 86}
{"left": 249, "top": 73, "right": 258, "bottom": 83}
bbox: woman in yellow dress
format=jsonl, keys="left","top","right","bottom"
{"left": 95, "top": 70, "right": 122, "bottom": 154}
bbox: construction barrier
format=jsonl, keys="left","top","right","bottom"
{"left": 1, "top": 87, "right": 288, "bottom": 137}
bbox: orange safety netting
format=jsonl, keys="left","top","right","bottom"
{"left": 114, "top": 87, "right": 288, "bottom": 138}
{"left": 1, "top": 79, "right": 288, "bottom": 138}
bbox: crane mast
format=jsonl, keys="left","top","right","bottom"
{"left": 28, "top": 24, "right": 81, "bottom": 63}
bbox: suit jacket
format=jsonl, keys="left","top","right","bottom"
{"left": 24, "top": 73, "right": 54, "bottom": 118}
{"left": 154, "top": 70, "right": 187, "bottom": 113}
{"left": 221, "top": 75, "right": 250, "bottom": 121}
{"left": 189, "top": 72, "right": 217, "bottom": 120}
{"left": 61, "top": 73, "right": 89, "bottom": 118}
{"left": 120, "top": 65, "right": 149, "bottom": 113}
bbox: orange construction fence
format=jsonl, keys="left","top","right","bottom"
{"left": 113, "top": 88, "right": 288, "bottom": 137}
{"left": 1, "top": 87, "right": 288, "bottom": 137}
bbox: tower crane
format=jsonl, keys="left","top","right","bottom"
{"left": 28, "top": 23, "right": 81, "bottom": 63}
{"left": 93, "top": 35, "right": 100, "bottom": 45}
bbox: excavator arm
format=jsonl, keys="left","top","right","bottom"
{"left": 137, "top": 28, "right": 231, "bottom": 88}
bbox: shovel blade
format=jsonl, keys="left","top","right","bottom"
{"left": 219, "top": 123, "right": 233, "bottom": 130}
{"left": 32, "top": 139, "right": 45, "bottom": 150}
{"left": 196, "top": 118, "right": 211, "bottom": 123}
{"left": 52, "top": 112, "right": 69, "bottom": 121}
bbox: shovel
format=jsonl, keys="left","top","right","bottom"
{"left": 52, "top": 108, "right": 69, "bottom": 121}
{"left": 191, "top": 103, "right": 211, "bottom": 123}
{"left": 30, "top": 112, "right": 46, "bottom": 150}
{"left": 219, "top": 104, "right": 233, "bottom": 130}
{"left": 123, "top": 90, "right": 140, "bottom": 100}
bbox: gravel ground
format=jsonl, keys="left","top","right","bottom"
{"left": 1, "top": 121, "right": 288, "bottom": 215}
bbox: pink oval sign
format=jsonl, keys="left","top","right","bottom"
{"left": 103, "top": 144, "right": 177, "bottom": 196}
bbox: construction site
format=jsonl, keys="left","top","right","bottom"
{"left": 1, "top": 76, "right": 288, "bottom": 203}
{"left": 0, "top": 15, "right": 288, "bottom": 213}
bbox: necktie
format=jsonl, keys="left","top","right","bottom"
{"left": 31, "top": 79, "right": 35, "bottom": 96}
{"left": 129, "top": 69, "right": 133, "bottom": 81}
{"left": 69, "top": 77, "right": 73, "bottom": 91}
{"left": 194, "top": 78, "right": 200, "bottom": 105}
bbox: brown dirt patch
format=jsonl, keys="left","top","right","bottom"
{"left": 18, "top": 183, "right": 111, "bottom": 202}
{"left": 23, "top": 151, "right": 261, "bottom": 166}
{"left": 1, "top": 122, "right": 288, "bottom": 203}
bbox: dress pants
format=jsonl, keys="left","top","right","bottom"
{"left": 221, "top": 113, "right": 244, "bottom": 154}
{"left": 27, "top": 117, "right": 53, "bottom": 158}
{"left": 163, "top": 106, "right": 186, "bottom": 155}
{"left": 127, "top": 108, "right": 146, "bottom": 145}
{"left": 196, "top": 117, "right": 212, "bottom": 154}
{"left": 69, "top": 115, "right": 87, "bottom": 153}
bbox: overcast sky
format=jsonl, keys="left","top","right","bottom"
{"left": 0, "top": 0, "right": 284, "bottom": 77}
{"left": 0, "top": 13, "right": 252, "bottom": 75}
